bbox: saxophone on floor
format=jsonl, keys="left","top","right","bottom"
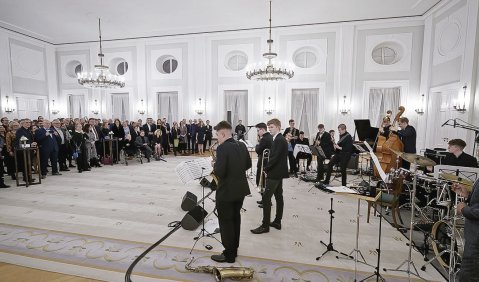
{"left": 185, "top": 258, "right": 254, "bottom": 282}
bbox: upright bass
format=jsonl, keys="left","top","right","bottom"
{"left": 374, "top": 106, "right": 405, "bottom": 176}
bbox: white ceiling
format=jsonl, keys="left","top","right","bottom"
{"left": 0, "top": 0, "right": 441, "bottom": 45}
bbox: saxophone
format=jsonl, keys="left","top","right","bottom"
{"left": 209, "top": 142, "right": 219, "bottom": 185}
{"left": 185, "top": 258, "right": 254, "bottom": 282}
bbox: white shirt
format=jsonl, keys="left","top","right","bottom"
{"left": 272, "top": 132, "right": 280, "bottom": 141}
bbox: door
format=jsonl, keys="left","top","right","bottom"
{"left": 68, "top": 95, "right": 86, "bottom": 118}
{"left": 111, "top": 93, "right": 129, "bottom": 121}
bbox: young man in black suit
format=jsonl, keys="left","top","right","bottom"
{"left": 314, "top": 124, "right": 334, "bottom": 181}
{"left": 391, "top": 117, "right": 416, "bottom": 169}
{"left": 203, "top": 119, "right": 213, "bottom": 149}
{"left": 251, "top": 118, "right": 289, "bottom": 234}
{"left": 323, "top": 124, "right": 353, "bottom": 187}
{"left": 210, "top": 121, "right": 252, "bottom": 263}
{"left": 443, "top": 139, "right": 478, "bottom": 168}
{"left": 283, "top": 119, "right": 300, "bottom": 147}
{"left": 255, "top": 122, "right": 273, "bottom": 207}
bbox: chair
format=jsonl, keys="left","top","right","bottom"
{"left": 367, "top": 175, "right": 405, "bottom": 228}
{"left": 123, "top": 145, "right": 143, "bottom": 166}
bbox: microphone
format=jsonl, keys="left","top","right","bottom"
{"left": 441, "top": 119, "right": 451, "bottom": 127}
{"left": 453, "top": 118, "right": 457, "bottom": 128}
{"left": 247, "top": 125, "right": 255, "bottom": 128}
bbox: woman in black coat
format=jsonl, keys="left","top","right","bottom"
{"left": 70, "top": 122, "right": 90, "bottom": 173}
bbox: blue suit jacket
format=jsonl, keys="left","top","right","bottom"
{"left": 36, "top": 128, "right": 59, "bottom": 152}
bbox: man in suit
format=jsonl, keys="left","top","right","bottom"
{"left": 255, "top": 122, "right": 273, "bottom": 207}
{"left": 314, "top": 124, "right": 334, "bottom": 181}
{"left": 323, "top": 124, "right": 353, "bottom": 187}
{"left": 36, "top": 119, "right": 60, "bottom": 178}
{"left": 135, "top": 130, "right": 152, "bottom": 162}
{"left": 162, "top": 117, "right": 171, "bottom": 152}
{"left": 391, "top": 117, "right": 416, "bottom": 169}
{"left": 210, "top": 121, "right": 252, "bottom": 263}
{"left": 443, "top": 139, "right": 478, "bottom": 168}
{"left": 451, "top": 180, "right": 479, "bottom": 281}
{"left": 204, "top": 119, "right": 213, "bottom": 149}
{"left": 251, "top": 118, "right": 289, "bottom": 234}
{"left": 235, "top": 120, "right": 246, "bottom": 141}
{"left": 190, "top": 119, "right": 198, "bottom": 154}
{"left": 16, "top": 119, "right": 37, "bottom": 182}
{"left": 142, "top": 118, "right": 156, "bottom": 137}
{"left": 88, "top": 118, "right": 103, "bottom": 159}
{"left": 186, "top": 119, "right": 192, "bottom": 153}
{"left": 295, "top": 131, "right": 312, "bottom": 172}
{"left": 51, "top": 119, "right": 69, "bottom": 171}
{"left": 283, "top": 119, "right": 300, "bottom": 147}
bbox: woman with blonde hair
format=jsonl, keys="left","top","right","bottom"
{"left": 153, "top": 123, "right": 163, "bottom": 160}
{"left": 196, "top": 119, "right": 206, "bottom": 155}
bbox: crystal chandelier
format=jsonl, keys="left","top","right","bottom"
{"left": 78, "top": 19, "right": 125, "bottom": 89}
{"left": 246, "top": 1, "right": 294, "bottom": 81}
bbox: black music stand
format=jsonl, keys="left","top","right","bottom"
{"left": 353, "top": 119, "right": 379, "bottom": 148}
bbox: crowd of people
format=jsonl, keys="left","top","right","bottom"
{"left": 0, "top": 116, "right": 216, "bottom": 187}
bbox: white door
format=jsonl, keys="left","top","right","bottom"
{"left": 68, "top": 95, "right": 86, "bottom": 118}
{"left": 16, "top": 97, "right": 46, "bottom": 120}
{"left": 111, "top": 93, "right": 129, "bottom": 121}
{"left": 157, "top": 92, "right": 178, "bottom": 122}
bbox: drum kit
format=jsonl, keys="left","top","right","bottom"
{"left": 383, "top": 149, "right": 470, "bottom": 280}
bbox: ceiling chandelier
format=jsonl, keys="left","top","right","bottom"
{"left": 246, "top": 0, "right": 294, "bottom": 81}
{"left": 77, "top": 19, "right": 125, "bottom": 89}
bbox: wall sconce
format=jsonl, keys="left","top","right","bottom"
{"left": 138, "top": 99, "right": 145, "bottom": 115}
{"left": 339, "top": 96, "right": 350, "bottom": 114}
{"left": 453, "top": 84, "right": 467, "bottom": 113}
{"left": 195, "top": 98, "right": 204, "bottom": 115}
{"left": 4, "top": 96, "right": 15, "bottom": 113}
{"left": 415, "top": 94, "right": 425, "bottom": 115}
{"left": 265, "top": 97, "right": 274, "bottom": 115}
{"left": 51, "top": 99, "right": 60, "bottom": 115}
{"left": 91, "top": 99, "right": 99, "bottom": 115}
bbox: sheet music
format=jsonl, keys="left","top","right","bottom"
{"left": 433, "top": 165, "right": 479, "bottom": 182}
{"left": 293, "top": 144, "right": 311, "bottom": 158}
{"left": 175, "top": 158, "right": 214, "bottom": 184}
{"left": 363, "top": 141, "right": 387, "bottom": 182}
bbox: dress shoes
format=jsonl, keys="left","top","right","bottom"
{"left": 211, "top": 253, "right": 235, "bottom": 263}
{"left": 69, "top": 164, "right": 76, "bottom": 168}
{"left": 41, "top": 175, "right": 46, "bottom": 179}
{"left": 0, "top": 184, "right": 10, "bottom": 188}
{"left": 270, "top": 221, "right": 282, "bottom": 230}
{"left": 251, "top": 226, "right": 269, "bottom": 234}
{"left": 258, "top": 204, "right": 263, "bottom": 208}
{"left": 60, "top": 168, "right": 70, "bottom": 172}
{"left": 256, "top": 200, "right": 262, "bottom": 204}
{"left": 52, "top": 172, "right": 62, "bottom": 176}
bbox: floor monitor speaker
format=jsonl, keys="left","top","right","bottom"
{"left": 181, "top": 205, "right": 207, "bottom": 231}
{"left": 181, "top": 191, "right": 197, "bottom": 211}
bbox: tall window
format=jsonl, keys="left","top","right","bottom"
{"left": 111, "top": 93, "right": 129, "bottom": 121}
{"left": 291, "top": 89, "right": 319, "bottom": 138}
{"left": 157, "top": 92, "right": 178, "bottom": 122}
{"left": 368, "top": 87, "right": 401, "bottom": 127}
{"left": 16, "top": 97, "right": 46, "bottom": 120}
{"left": 68, "top": 95, "right": 86, "bottom": 118}
{"left": 224, "top": 90, "right": 248, "bottom": 129}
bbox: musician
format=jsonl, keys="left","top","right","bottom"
{"left": 255, "top": 122, "right": 273, "bottom": 187}
{"left": 323, "top": 124, "right": 353, "bottom": 186}
{"left": 210, "top": 121, "right": 252, "bottom": 263}
{"left": 329, "top": 129, "right": 336, "bottom": 143}
{"left": 443, "top": 139, "right": 478, "bottom": 168}
{"left": 391, "top": 117, "right": 416, "bottom": 169}
{"left": 314, "top": 124, "right": 334, "bottom": 181}
{"left": 235, "top": 120, "right": 246, "bottom": 141}
{"left": 451, "top": 180, "right": 479, "bottom": 281}
{"left": 286, "top": 133, "right": 297, "bottom": 177}
{"left": 296, "top": 131, "right": 312, "bottom": 171}
{"left": 379, "top": 116, "right": 391, "bottom": 138}
{"left": 283, "top": 119, "right": 299, "bottom": 147}
{"left": 251, "top": 118, "right": 289, "bottom": 234}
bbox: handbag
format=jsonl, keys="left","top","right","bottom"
{"left": 174, "top": 138, "right": 180, "bottom": 147}
{"left": 102, "top": 155, "right": 113, "bottom": 165}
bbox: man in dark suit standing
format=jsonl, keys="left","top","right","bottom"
{"left": 283, "top": 119, "right": 300, "bottom": 147}
{"left": 51, "top": 119, "right": 69, "bottom": 171}
{"left": 186, "top": 119, "right": 192, "bottom": 153}
{"left": 162, "top": 117, "right": 171, "bottom": 152}
{"left": 36, "top": 119, "right": 60, "bottom": 178}
{"left": 255, "top": 122, "right": 273, "bottom": 207}
{"left": 391, "top": 117, "right": 416, "bottom": 169}
{"left": 323, "top": 124, "right": 353, "bottom": 186}
{"left": 210, "top": 121, "right": 252, "bottom": 263}
{"left": 314, "top": 124, "right": 334, "bottom": 181}
{"left": 251, "top": 118, "right": 289, "bottom": 234}
{"left": 452, "top": 180, "right": 479, "bottom": 281}
{"left": 204, "top": 120, "right": 213, "bottom": 149}
{"left": 190, "top": 119, "right": 198, "bottom": 154}
{"left": 16, "top": 119, "right": 37, "bottom": 182}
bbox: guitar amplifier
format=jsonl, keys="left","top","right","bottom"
{"left": 347, "top": 154, "right": 359, "bottom": 170}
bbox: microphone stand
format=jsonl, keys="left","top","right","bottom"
{"left": 316, "top": 198, "right": 350, "bottom": 260}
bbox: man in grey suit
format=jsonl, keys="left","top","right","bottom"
{"left": 452, "top": 179, "right": 479, "bottom": 281}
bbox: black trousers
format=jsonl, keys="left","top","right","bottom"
{"left": 325, "top": 153, "right": 351, "bottom": 186}
{"left": 216, "top": 198, "right": 244, "bottom": 259}
{"left": 58, "top": 143, "right": 68, "bottom": 168}
{"left": 190, "top": 134, "right": 197, "bottom": 153}
{"left": 288, "top": 151, "right": 296, "bottom": 173}
{"left": 262, "top": 178, "right": 284, "bottom": 227}
{"left": 316, "top": 155, "right": 326, "bottom": 180}
{"left": 457, "top": 255, "right": 479, "bottom": 281}
{"left": 40, "top": 149, "right": 58, "bottom": 175}
{"left": 296, "top": 152, "right": 312, "bottom": 170}
{"left": 203, "top": 135, "right": 212, "bottom": 149}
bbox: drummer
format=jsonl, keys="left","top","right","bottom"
{"left": 443, "top": 139, "right": 478, "bottom": 168}
{"left": 451, "top": 179, "right": 479, "bottom": 280}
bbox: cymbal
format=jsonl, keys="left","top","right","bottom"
{"left": 389, "top": 148, "right": 403, "bottom": 156}
{"left": 440, "top": 172, "right": 473, "bottom": 188}
{"left": 400, "top": 153, "right": 437, "bottom": 166}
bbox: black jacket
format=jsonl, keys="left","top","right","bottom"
{"left": 214, "top": 138, "right": 252, "bottom": 202}
{"left": 337, "top": 132, "right": 353, "bottom": 155}
{"left": 394, "top": 125, "right": 416, "bottom": 154}
{"left": 443, "top": 152, "right": 478, "bottom": 168}
{"left": 315, "top": 131, "right": 334, "bottom": 158}
{"left": 284, "top": 127, "right": 300, "bottom": 146}
{"left": 264, "top": 133, "right": 289, "bottom": 180}
{"left": 142, "top": 123, "right": 157, "bottom": 135}
{"left": 255, "top": 132, "right": 273, "bottom": 168}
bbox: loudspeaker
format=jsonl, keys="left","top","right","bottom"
{"left": 347, "top": 154, "right": 359, "bottom": 170}
{"left": 199, "top": 176, "right": 217, "bottom": 190}
{"left": 181, "top": 191, "right": 197, "bottom": 211}
{"left": 227, "top": 111, "right": 232, "bottom": 124}
{"left": 181, "top": 205, "right": 207, "bottom": 230}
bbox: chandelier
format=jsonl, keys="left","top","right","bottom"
{"left": 78, "top": 19, "right": 125, "bottom": 89}
{"left": 246, "top": 1, "right": 294, "bottom": 81}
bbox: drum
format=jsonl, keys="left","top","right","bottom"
{"left": 431, "top": 220, "right": 464, "bottom": 268}
{"left": 416, "top": 175, "right": 439, "bottom": 207}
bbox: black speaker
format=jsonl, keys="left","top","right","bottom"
{"left": 227, "top": 111, "right": 232, "bottom": 124}
{"left": 347, "top": 154, "right": 359, "bottom": 170}
{"left": 181, "top": 191, "right": 197, "bottom": 211}
{"left": 181, "top": 205, "right": 207, "bottom": 230}
{"left": 199, "top": 176, "right": 217, "bottom": 190}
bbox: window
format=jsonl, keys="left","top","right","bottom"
{"left": 293, "top": 47, "right": 318, "bottom": 68}
{"left": 109, "top": 58, "right": 129, "bottom": 75}
{"left": 65, "top": 60, "right": 83, "bottom": 78}
{"left": 116, "top": 61, "right": 128, "bottom": 75}
{"left": 372, "top": 45, "right": 400, "bottom": 65}
{"left": 157, "top": 55, "right": 178, "bottom": 74}
{"left": 225, "top": 51, "right": 248, "bottom": 71}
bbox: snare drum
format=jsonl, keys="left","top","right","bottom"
{"left": 431, "top": 219, "right": 464, "bottom": 268}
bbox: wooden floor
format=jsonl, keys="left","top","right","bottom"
{"left": 0, "top": 262, "right": 102, "bottom": 282}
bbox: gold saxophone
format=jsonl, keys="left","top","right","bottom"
{"left": 185, "top": 258, "right": 254, "bottom": 282}
{"left": 209, "top": 142, "right": 219, "bottom": 185}
{"left": 257, "top": 148, "right": 270, "bottom": 194}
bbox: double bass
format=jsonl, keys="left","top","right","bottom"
{"left": 374, "top": 106, "right": 405, "bottom": 176}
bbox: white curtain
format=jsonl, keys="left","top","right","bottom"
{"left": 224, "top": 90, "right": 248, "bottom": 126}
{"left": 291, "top": 88, "right": 319, "bottom": 139}
{"left": 158, "top": 92, "right": 179, "bottom": 122}
{"left": 368, "top": 87, "right": 401, "bottom": 127}
{"left": 68, "top": 95, "right": 85, "bottom": 118}
{"left": 111, "top": 94, "right": 129, "bottom": 121}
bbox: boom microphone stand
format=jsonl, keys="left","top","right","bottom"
{"left": 316, "top": 197, "right": 350, "bottom": 260}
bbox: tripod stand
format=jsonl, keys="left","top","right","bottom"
{"left": 316, "top": 197, "right": 349, "bottom": 260}
{"left": 189, "top": 169, "right": 221, "bottom": 254}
